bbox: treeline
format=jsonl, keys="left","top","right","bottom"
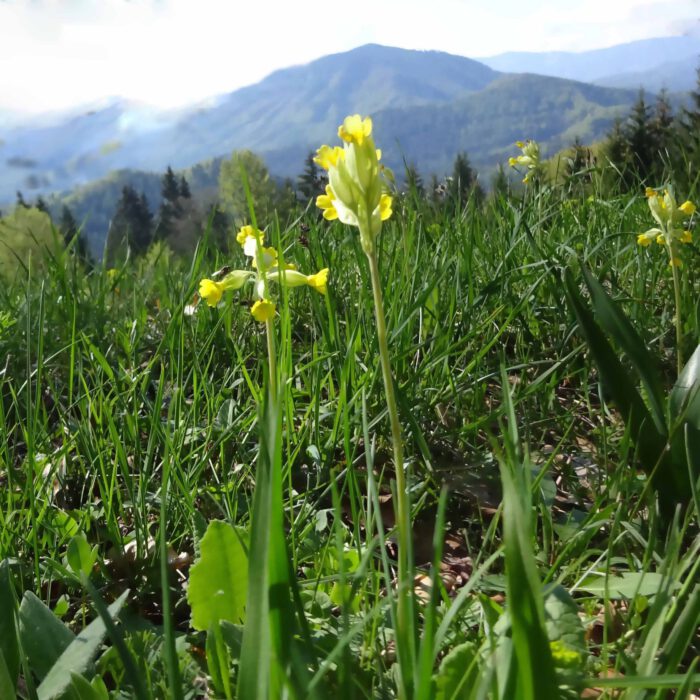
{"left": 5, "top": 66, "right": 699, "bottom": 271}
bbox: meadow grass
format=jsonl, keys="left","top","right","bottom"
{"left": 0, "top": 177, "right": 698, "bottom": 699}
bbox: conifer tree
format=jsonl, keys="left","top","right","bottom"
{"left": 157, "top": 166, "right": 182, "bottom": 240}
{"left": 179, "top": 175, "right": 191, "bottom": 199}
{"left": 105, "top": 185, "right": 153, "bottom": 263}
{"left": 60, "top": 205, "right": 92, "bottom": 266}
{"left": 449, "top": 151, "right": 483, "bottom": 208}
{"left": 297, "top": 151, "right": 322, "bottom": 200}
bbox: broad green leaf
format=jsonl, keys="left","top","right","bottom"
{"left": 581, "top": 267, "right": 666, "bottom": 433}
{"left": 187, "top": 520, "right": 248, "bottom": 631}
{"left": 433, "top": 642, "right": 478, "bottom": 700}
{"left": 67, "top": 534, "right": 97, "bottom": 577}
{"left": 670, "top": 344, "right": 700, "bottom": 428}
{"left": 0, "top": 561, "right": 19, "bottom": 689}
{"left": 0, "top": 651, "right": 16, "bottom": 700}
{"left": 543, "top": 585, "right": 585, "bottom": 667}
{"left": 563, "top": 269, "right": 681, "bottom": 506}
{"left": 577, "top": 572, "right": 670, "bottom": 599}
{"left": 37, "top": 591, "right": 127, "bottom": 700}
{"left": 62, "top": 672, "right": 108, "bottom": 700}
{"left": 19, "top": 591, "right": 75, "bottom": 680}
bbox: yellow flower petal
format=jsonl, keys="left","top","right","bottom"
{"left": 637, "top": 233, "right": 652, "bottom": 247}
{"left": 314, "top": 145, "right": 345, "bottom": 170}
{"left": 379, "top": 194, "right": 393, "bottom": 221}
{"left": 307, "top": 268, "right": 329, "bottom": 295}
{"left": 316, "top": 184, "right": 339, "bottom": 220}
{"left": 680, "top": 230, "right": 693, "bottom": 244}
{"left": 251, "top": 299, "right": 276, "bottom": 322}
{"left": 645, "top": 187, "right": 656, "bottom": 199}
{"left": 251, "top": 246, "right": 278, "bottom": 271}
{"left": 199, "top": 278, "right": 224, "bottom": 307}
{"left": 237, "top": 225, "right": 261, "bottom": 246}
{"left": 338, "top": 114, "right": 372, "bottom": 145}
{"left": 679, "top": 200, "right": 696, "bottom": 216}
{"left": 656, "top": 233, "right": 665, "bottom": 245}
{"left": 508, "top": 157, "right": 517, "bottom": 167}
{"left": 669, "top": 257, "right": 683, "bottom": 268}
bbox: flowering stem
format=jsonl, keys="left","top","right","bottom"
{"left": 366, "top": 247, "right": 414, "bottom": 684}
{"left": 265, "top": 318, "right": 277, "bottom": 396}
{"left": 670, "top": 259, "right": 684, "bottom": 376}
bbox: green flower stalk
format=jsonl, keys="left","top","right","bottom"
{"left": 637, "top": 186, "right": 696, "bottom": 374}
{"left": 315, "top": 114, "right": 414, "bottom": 692}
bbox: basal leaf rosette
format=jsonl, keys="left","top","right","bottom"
{"left": 314, "top": 114, "right": 393, "bottom": 254}
{"left": 198, "top": 225, "right": 329, "bottom": 321}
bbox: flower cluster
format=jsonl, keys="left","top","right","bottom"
{"left": 198, "top": 225, "right": 328, "bottom": 321}
{"left": 637, "top": 187, "right": 695, "bottom": 267}
{"left": 508, "top": 140, "right": 541, "bottom": 183}
{"left": 314, "top": 114, "right": 393, "bottom": 254}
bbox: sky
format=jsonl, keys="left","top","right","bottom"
{"left": 0, "top": 0, "right": 699, "bottom": 114}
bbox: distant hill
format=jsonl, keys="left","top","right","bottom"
{"left": 0, "top": 44, "right": 501, "bottom": 204}
{"left": 479, "top": 35, "right": 700, "bottom": 89}
{"left": 595, "top": 55, "right": 699, "bottom": 93}
{"left": 0, "top": 41, "right": 675, "bottom": 247}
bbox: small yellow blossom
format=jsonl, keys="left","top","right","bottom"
{"left": 638, "top": 185, "right": 695, "bottom": 267}
{"left": 509, "top": 139, "right": 541, "bottom": 183}
{"left": 251, "top": 246, "right": 278, "bottom": 271}
{"left": 251, "top": 299, "right": 276, "bottom": 322}
{"left": 199, "top": 278, "right": 224, "bottom": 307}
{"left": 338, "top": 114, "right": 372, "bottom": 145}
{"left": 378, "top": 194, "right": 393, "bottom": 221}
{"left": 316, "top": 185, "right": 339, "bottom": 221}
{"left": 307, "top": 268, "right": 329, "bottom": 295}
{"left": 314, "top": 145, "right": 345, "bottom": 170}
{"left": 236, "top": 225, "right": 263, "bottom": 246}
{"left": 680, "top": 200, "right": 696, "bottom": 216}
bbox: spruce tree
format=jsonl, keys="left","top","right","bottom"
{"left": 35, "top": 196, "right": 50, "bottom": 215}
{"left": 179, "top": 175, "right": 191, "bottom": 199}
{"left": 156, "top": 166, "right": 182, "bottom": 240}
{"left": 60, "top": 205, "right": 92, "bottom": 266}
{"left": 297, "top": 151, "right": 322, "bottom": 200}
{"left": 449, "top": 151, "right": 483, "bottom": 208}
{"left": 16, "top": 191, "right": 28, "bottom": 209}
{"left": 105, "top": 185, "right": 153, "bottom": 263}
{"left": 622, "top": 90, "right": 655, "bottom": 185}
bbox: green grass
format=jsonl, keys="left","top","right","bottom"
{"left": 0, "top": 176, "right": 698, "bottom": 699}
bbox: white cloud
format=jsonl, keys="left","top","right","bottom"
{"left": 0, "top": 0, "right": 697, "bottom": 114}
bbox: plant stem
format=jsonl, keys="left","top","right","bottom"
{"left": 366, "top": 248, "right": 414, "bottom": 691}
{"left": 265, "top": 318, "right": 277, "bottom": 396}
{"left": 669, "top": 254, "right": 683, "bottom": 376}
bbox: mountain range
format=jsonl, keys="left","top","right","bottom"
{"left": 0, "top": 35, "right": 698, "bottom": 246}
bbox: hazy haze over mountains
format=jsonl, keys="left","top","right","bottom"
{"left": 0, "top": 35, "right": 696, "bottom": 213}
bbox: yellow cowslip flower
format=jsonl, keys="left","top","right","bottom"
{"left": 307, "top": 268, "right": 329, "bottom": 295}
{"left": 639, "top": 185, "right": 695, "bottom": 253}
{"left": 199, "top": 279, "right": 225, "bottom": 307}
{"left": 251, "top": 246, "right": 278, "bottom": 271}
{"left": 198, "top": 270, "right": 252, "bottom": 307}
{"left": 251, "top": 299, "right": 276, "bottom": 322}
{"left": 338, "top": 114, "right": 372, "bottom": 145}
{"left": 379, "top": 194, "right": 392, "bottom": 221}
{"left": 316, "top": 185, "right": 340, "bottom": 221}
{"left": 680, "top": 201, "right": 696, "bottom": 216}
{"left": 265, "top": 267, "right": 329, "bottom": 295}
{"left": 509, "top": 139, "right": 541, "bottom": 184}
{"left": 236, "top": 225, "right": 263, "bottom": 246}
{"left": 314, "top": 145, "right": 345, "bottom": 170}
{"left": 315, "top": 114, "right": 393, "bottom": 254}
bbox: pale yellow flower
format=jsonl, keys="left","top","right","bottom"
{"left": 251, "top": 299, "right": 276, "bottom": 322}
{"left": 199, "top": 279, "right": 224, "bottom": 307}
